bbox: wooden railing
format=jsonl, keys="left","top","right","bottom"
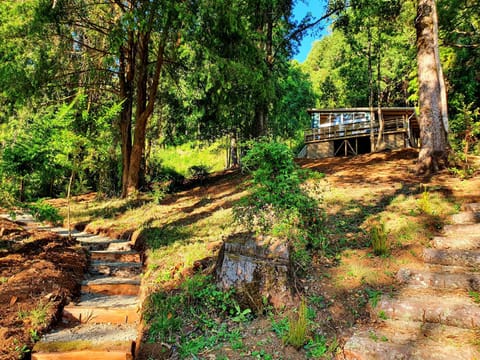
{"left": 305, "top": 116, "right": 407, "bottom": 143}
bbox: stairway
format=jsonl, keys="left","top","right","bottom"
{"left": 343, "top": 203, "right": 480, "bottom": 360}
{"left": 31, "top": 225, "right": 142, "bottom": 360}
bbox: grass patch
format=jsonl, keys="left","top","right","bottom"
{"left": 151, "top": 141, "right": 225, "bottom": 177}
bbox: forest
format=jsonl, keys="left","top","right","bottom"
{"left": 0, "top": 0, "right": 478, "bottom": 203}
{"left": 0, "top": 1, "right": 480, "bottom": 359}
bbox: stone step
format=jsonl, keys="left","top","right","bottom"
{"left": 90, "top": 261, "right": 142, "bottom": 277}
{"left": 344, "top": 320, "right": 480, "bottom": 360}
{"left": 432, "top": 236, "right": 480, "bottom": 250}
{"left": 397, "top": 268, "right": 480, "bottom": 291}
{"left": 82, "top": 276, "right": 140, "bottom": 296}
{"left": 443, "top": 223, "right": 480, "bottom": 237}
{"left": 451, "top": 211, "right": 480, "bottom": 225}
{"left": 32, "top": 323, "right": 135, "bottom": 360}
{"left": 372, "top": 289, "right": 480, "bottom": 329}
{"left": 77, "top": 236, "right": 126, "bottom": 251}
{"left": 90, "top": 250, "right": 141, "bottom": 263}
{"left": 423, "top": 248, "right": 480, "bottom": 267}
{"left": 63, "top": 295, "right": 140, "bottom": 324}
{"left": 106, "top": 241, "right": 133, "bottom": 252}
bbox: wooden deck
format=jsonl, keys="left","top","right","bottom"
{"left": 303, "top": 107, "right": 419, "bottom": 158}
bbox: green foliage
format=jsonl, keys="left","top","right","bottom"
{"left": 369, "top": 221, "right": 389, "bottom": 256}
{"left": 469, "top": 291, "right": 480, "bottom": 304}
{"left": 377, "top": 310, "right": 388, "bottom": 320}
{"left": 305, "top": 335, "right": 328, "bottom": 358}
{"left": 187, "top": 164, "right": 211, "bottom": 181}
{"left": 365, "top": 288, "right": 383, "bottom": 308}
{"left": 26, "top": 200, "right": 63, "bottom": 225}
{"left": 144, "top": 275, "right": 251, "bottom": 357}
{"left": 234, "top": 141, "right": 325, "bottom": 269}
{"left": 417, "top": 186, "right": 433, "bottom": 215}
{"left": 284, "top": 299, "right": 309, "bottom": 349}
{"left": 0, "top": 93, "right": 120, "bottom": 201}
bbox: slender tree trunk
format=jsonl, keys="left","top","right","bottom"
{"left": 367, "top": 29, "right": 375, "bottom": 152}
{"left": 375, "top": 41, "right": 384, "bottom": 151}
{"left": 119, "top": 39, "right": 135, "bottom": 198}
{"left": 416, "top": 0, "right": 448, "bottom": 175}
{"left": 66, "top": 170, "right": 75, "bottom": 239}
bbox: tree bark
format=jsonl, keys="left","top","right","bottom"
{"left": 126, "top": 39, "right": 166, "bottom": 194}
{"left": 119, "top": 37, "right": 135, "bottom": 198}
{"left": 415, "top": 0, "right": 449, "bottom": 175}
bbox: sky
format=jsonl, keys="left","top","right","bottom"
{"left": 292, "top": 1, "right": 330, "bottom": 63}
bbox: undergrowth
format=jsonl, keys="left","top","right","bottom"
{"left": 233, "top": 141, "right": 326, "bottom": 271}
{"left": 144, "top": 274, "right": 251, "bottom": 358}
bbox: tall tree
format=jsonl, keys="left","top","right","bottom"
{"left": 415, "top": 0, "right": 449, "bottom": 174}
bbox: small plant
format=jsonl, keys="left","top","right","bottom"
{"left": 417, "top": 185, "right": 433, "bottom": 215}
{"left": 305, "top": 334, "right": 328, "bottom": 358}
{"left": 370, "top": 221, "right": 389, "bottom": 256}
{"left": 365, "top": 288, "right": 383, "bottom": 308}
{"left": 271, "top": 317, "right": 289, "bottom": 338}
{"left": 378, "top": 310, "right": 388, "bottom": 320}
{"left": 151, "top": 183, "right": 167, "bottom": 204}
{"left": 29, "top": 329, "right": 40, "bottom": 342}
{"left": 29, "top": 301, "right": 52, "bottom": 327}
{"left": 469, "top": 291, "right": 480, "bottom": 303}
{"left": 284, "top": 299, "right": 309, "bottom": 349}
{"left": 26, "top": 200, "right": 63, "bottom": 224}
{"left": 18, "top": 301, "right": 51, "bottom": 328}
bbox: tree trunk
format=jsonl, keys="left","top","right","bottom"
{"left": 375, "top": 43, "right": 384, "bottom": 151}
{"left": 253, "top": 105, "right": 267, "bottom": 138}
{"left": 119, "top": 39, "right": 135, "bottom": 198}
{"left": 230, "top": 132, "right": 239, "bottom": 168}
{"left": 416, "top": 0, "right": 449, "bottom": 175}
{"left": 432, "top": 1, "right": 449, "bottom": 131}
{"left": 367, "top": 29, "right": 375, "bottom": 152}
{"left": 126, "top": 40, "right": 166, "bottom": 194}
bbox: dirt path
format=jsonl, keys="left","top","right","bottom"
{"left": 343, "top": 203, "right": 480, "bottom": 359}
{"left": 0, "top": 216, "right": 87, "bottom": 360}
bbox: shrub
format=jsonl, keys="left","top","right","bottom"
{"left": 27, "top": 200, "right": 63, "bottom": 225}
{"left": 233, "top": 141, "right": 325, "bottom": 269}
{"left": 187, "top": 165, "right": 211, "bottom": 181}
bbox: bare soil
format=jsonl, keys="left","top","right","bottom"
{"left": 0, "top": 219, "right": 87, "bottom": 360}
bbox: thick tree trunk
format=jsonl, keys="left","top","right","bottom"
{"left": 126, "top": 40, "right": 166, "bottom": 194}
{"left": 415, "top": 0, "right": 448, "bottom": 175}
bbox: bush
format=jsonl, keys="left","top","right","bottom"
{"left": 27, "top": 200, "right": 63, "bottom": 225}
{"left": 233, "top": 141, "right": 325, "bottom": 269}
{"left": 187, "top": 165, "right": 211, "bottom": 181}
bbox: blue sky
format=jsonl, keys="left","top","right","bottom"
{"left": 292, "top": 0, "right": 330, "bottom": 62}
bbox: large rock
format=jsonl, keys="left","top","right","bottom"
{"left": 215, "top": 233, "right": 294, "bottom": 311}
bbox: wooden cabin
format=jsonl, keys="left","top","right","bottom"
{"left": 301, "top": 107, "right": 420, "bottom": 158}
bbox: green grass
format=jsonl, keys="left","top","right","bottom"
{"left": 151, "top": 141, "right": 225, "bottom": 177}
